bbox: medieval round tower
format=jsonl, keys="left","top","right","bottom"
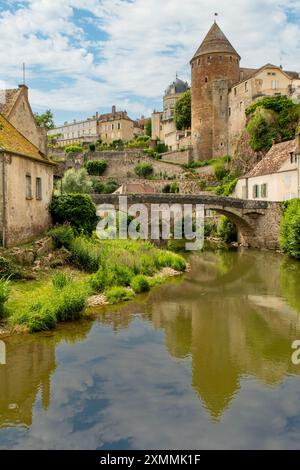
{"left": 190, "top": 22, "right": 241, "bottom": 161}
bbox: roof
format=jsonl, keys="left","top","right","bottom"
{"left": 114, "top": 183, "right": 156, "bottom": 194}
{"left": 165, "top": 78, "right": 190, "bottom": 96}
{"left": 0, "top": 113, "right": 55, "bottom": 165}
{"left": 192, "top": 22, "right": 240, "bottom": 60}
{"left": 244, "top": 139, "right": 296, "bottom": 178}
{"left": 233, "top": 63, "right": 299, "bottom": 87}
{"left": 98, "top": 110, "right": 131, "bottom": 122}
{"left": 0, "top": 88, "right": 21, "bottom": 118}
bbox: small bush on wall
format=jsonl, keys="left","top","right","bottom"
{"left": 85, "top": 160, "right": 107, "bottom": 176}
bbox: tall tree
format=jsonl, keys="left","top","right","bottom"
{"left": 145, "top": 118, "right": 152, "bottom": 137}
{"left": 175, "top": 90, "right": 191, "bottom": 130}
{"left": 34, "top": 109, "right": 55, "bottom": 129}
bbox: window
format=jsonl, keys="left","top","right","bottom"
{"left": 245, "top": 82, "right": 248, "bottom": 92}
{"left": 118, "top": 122, "right": 121, "bottom": 130}
{"left": 252, "top": 184, "right": 260, "bottom": 199}
{"left": 205, "top": 76, "right": 208, "bottom": 83}
{"left": 220, "top": 95, "right": 223, "bottom": 101}
{"left": 291, "top": 152, "right": 298, "bottom": 164}
{"left": 240, "top": 101, "right": 243, "bottom": 111}
{"left": 26, "top": 175, "right": 32, "bottom": 199}
{"left": 234, "top": 88, "right": 237, "bottom": 96}
{"left": 112, "top": 124, "right": 114, "bottom": 130}
{"left": 229, "top": 56, "right": 232, "bottom": 62}
{"left": 218, "top": 56, "right": 222, "bottom": 63}
{"left": 228, "top": 107, "right": 231, "bottom": 116}
{"left": 272, "top": 80, "right": 278, "bottom": 90}
{"left": 261, "top": 183, "right": 268, "bottom": 198}
{"left": 36, "top": 178, "right": 42, "bottom": 200}
{"left": 207, "top": 56, "right": 211, "bottom": 64}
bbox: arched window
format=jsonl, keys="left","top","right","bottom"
{"left": 205, "top": 77, "right": 208, "bottom": 83}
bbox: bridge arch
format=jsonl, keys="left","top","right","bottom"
{"left": 91, "top": 194, "right": 282, "bottom": 250}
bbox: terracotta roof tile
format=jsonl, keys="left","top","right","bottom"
{"left": 244, "top": 139, "right": 295, "bottom": 178}
{"left": 0, "top": 113, "right": 55, "bottom": 165}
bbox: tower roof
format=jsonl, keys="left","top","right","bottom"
{"left": 192, "top": 22, "right": 240, "bottom": 61}
{"left": 165, "top": 77, "right": 190, "bottom": 96}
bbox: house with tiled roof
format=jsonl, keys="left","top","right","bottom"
{"left": 234, "top": 133, "right": 300, "bottom": 201}
{"left": 0, "top": 113, "right": 55, "bottom": 246}
{"left": 0, "top": 84, "right": 47, "bottom": 154}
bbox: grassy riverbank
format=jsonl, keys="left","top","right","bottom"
{"left": 0, "top": 232, "right": 187, "bottom": 335}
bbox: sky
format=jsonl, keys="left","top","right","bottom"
{"left": 0, "top": 0, "right": 299, "bottom": 126}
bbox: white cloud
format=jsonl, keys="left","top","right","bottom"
{"left": 0, "top": 0, "right": 300, "bottom": 122}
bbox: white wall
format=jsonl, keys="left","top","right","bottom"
{"left": 235, "top": 169, "right": 298, "bottom": 201}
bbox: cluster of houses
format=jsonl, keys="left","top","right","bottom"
{"left": 0, "top": 81, "right": 300, "bottom": 249}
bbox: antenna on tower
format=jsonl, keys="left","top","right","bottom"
{"left": 214, "top": 12, "right": 218, "bottom": 23}
{"left": 22, "top": 63, "right": 26, "bottom": 85}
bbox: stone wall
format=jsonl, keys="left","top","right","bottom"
{"left": 160, "top": 149, "right": 192, "bottom": 165}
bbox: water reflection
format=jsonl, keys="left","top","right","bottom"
{"left": 0, "top": 249, "right": 300, "bottom": 449}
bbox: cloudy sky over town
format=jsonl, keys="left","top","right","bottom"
{"left": 0, "top": 0, "right": 299, "bottom": 124}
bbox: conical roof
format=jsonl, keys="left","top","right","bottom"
{"left": 192, "top": 22, "right": 240, "bottom": 60}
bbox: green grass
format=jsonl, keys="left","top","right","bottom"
{"left": 105, "top": 286, "right": 135, "bottom": 304}
{"left": 130, "top": 275, "right": 150, "bottom": 293}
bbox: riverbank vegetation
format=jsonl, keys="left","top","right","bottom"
{"left": 280, "top": 199, "right": 300, "bottom": 259}
{"left": 0, "top": 225, "right": 187, "bottom": 335}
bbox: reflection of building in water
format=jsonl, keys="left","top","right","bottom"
{"left": 0, "top": 339, "right": 56, "bottom": 428}
{"left": 0, "top": 321, "right": 92, "bottom": 428}
{"left": 102, "top": 250, "right": 300, "bottom": 420}
{"left": 0, "top": 341, "right": 5, "bottom": 364}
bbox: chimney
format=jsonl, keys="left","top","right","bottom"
{"left": 18, "top": 84, "right": 28, "bottom": 100}
{"left": 112, "top": 105, "right": 116, "bottom": 115}
{"left": 95, "top": 112, "right": 99, "bottom": 119}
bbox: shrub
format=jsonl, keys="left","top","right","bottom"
{"left": 105, "top": 286, "right": 135, "bottom": 304}
{"left": 0, "top": 256, "right": 21, "bottom": 279}
{"left": 70, "top": 236, "right": 102, "bottom": 272}
{"left": 213, "top": 160, "right": 229, "bottom": 181}
{"left": 155, "top": 251, "right": 187, "bottom": 272}
{"left": 64, "top": 144, "right": 83, "bottom": 154}
{"left": 135, "top": 163, "right": 153, "bottom": 178}
{"left": 155, "top": 142, "right": 169, "bottom": 154}
{"left": 204, "top": 220, "right": 217, "bottom": 237}
{"left": 50, "top": 194, "right": 98, "bottom": 234}
{"left": 10, "top": 281, "right": 90, "bottom": 332}
{"left": 89, "top": 143, "right": 96, "bottom": 152}
{"left": 280, "top": 199, "right": 300, "bottom": 259}
{"left": 217, "top": 216, "right": 237, "bottom": 243}
{"left": 199, "top": 177, "right": 206, "bottom": 191}
{"left": 0, "top": 278, "right": 10, "bottom": 318}
{"left": 61, "top": 168, "right": 93, "bottom": 194}
{"left": 162, "top": 183, "right": 179, "bottom": 194}
{"left": 49, "top": 225, "right": 75, "bottom": 249}
{"left": 52, "top": 272, "right": 73, "bottom": 289}
{"left": 130, "top": 275, "right": 150, "bottom": 293}
{"left": 85, "top": 160, "right": 107, "bottom": 176}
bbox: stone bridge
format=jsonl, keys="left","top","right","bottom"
{"left": 91, "top": 194, "right": 283, "bottom": 250}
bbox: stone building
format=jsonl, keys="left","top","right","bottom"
{"left": 190, "top": 21, "right": 300, "bottom": 161}
{"left": 0, "top": 84, "right": 47, "bottom": 154}
{"left": 47, "top": 116, "right": 99, "bottom": 146}
{"left": 0, "top": 113, "right": 55, "bottom": 247}
{"left": 48, "top": 106, "right": 145, "bottom": 146}
{"left": 234, "top": 133, "right": 300, "bottom": 201}
{"left": 151, "top": 77, "right": 191, "bottom": 151}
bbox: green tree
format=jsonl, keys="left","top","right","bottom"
{"left": 175, "top": 90, "right": 191, "bottom": 130}
{"left": 145, "top": 118, "right": 152, "bottom": 137}
{"left": 34, "top": 110, "right": 55, "bottom": 129}
{"left": 50, "top": 194, "right": 98, "bottom": 234}
{"left": 61, "top": 168, "right": 93, "bottom": 194}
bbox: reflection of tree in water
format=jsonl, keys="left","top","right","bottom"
{"left": 0, "top": 320, "right": 92, "bottom": 428}
{"left": 280, "top": 257, "right": 300, "bottom": 314}
{"left": 97, "top": 250, "right": 300, "bottom": 420}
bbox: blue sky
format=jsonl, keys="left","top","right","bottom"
{"left": 0, "top": 0, "right": 299, "bottom": 126}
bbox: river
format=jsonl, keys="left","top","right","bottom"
{"left": 1, "top": 248, "right": 300, "bottom": 450}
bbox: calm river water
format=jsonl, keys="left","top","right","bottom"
{"left": 1, "top": 248, "right": 300, "bottom": 450}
